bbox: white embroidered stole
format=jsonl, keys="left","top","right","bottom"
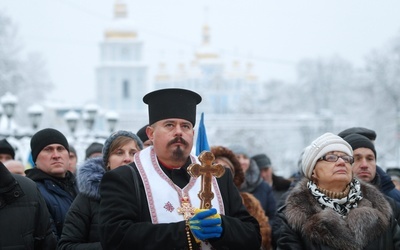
{"left": 134, "top": 146, "right": 225, "bottom": 225}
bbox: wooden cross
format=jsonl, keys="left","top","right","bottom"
{"left": 187, "top": 151, "right": 225, "bottom": 209}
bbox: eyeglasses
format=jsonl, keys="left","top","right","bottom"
{"left": 319, "top": 154, "right": 354, "bottom": 164}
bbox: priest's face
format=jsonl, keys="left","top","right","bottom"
{"left": 148, "top": 118, "right": 194, "bottom": 167}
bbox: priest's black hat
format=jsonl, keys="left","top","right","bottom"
{"left": 143, "top": 88, "right": 202, "bottom": 126}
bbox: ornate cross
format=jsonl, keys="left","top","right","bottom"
{"left": 177, "top": 197, "right": 196, "bottom": 220}
{"left": 187, "top": 151, "right": 225, "bottom": 209}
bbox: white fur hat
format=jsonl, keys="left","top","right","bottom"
{"left": 301, "top": 132, "right": 353, "bottom": 179}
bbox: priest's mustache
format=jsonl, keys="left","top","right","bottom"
{"left": 168, "top": 137, "right": 188, "bottom": 146}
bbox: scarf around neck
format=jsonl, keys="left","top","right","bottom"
{"left": 307, "top": 178, "right": 363, "bottom": 217}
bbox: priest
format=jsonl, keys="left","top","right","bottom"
{"left": 99, "top": 88, "right": 261, "bottom": 249}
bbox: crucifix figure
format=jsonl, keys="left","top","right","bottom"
{"left": 187, "top": 151, "right": 225, "bottom": 209}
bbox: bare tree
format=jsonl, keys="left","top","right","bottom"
{"left": 0, "top": 11, "right": 53, "bottom": 125}
{"left": 364, "top": 31, "right": 400, "bottom": 165}
{"left": 0, "top": 11, "right": 24, "bottom": 95}
{"left": 296, "top": 56, "right": 358, "bottom": 117}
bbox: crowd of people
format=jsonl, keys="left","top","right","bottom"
{"left": 1, "top": 88, "right": 400, "bottom": 249}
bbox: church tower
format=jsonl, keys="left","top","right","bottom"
{"left": 154, "top": 19, "right": 259, "bottom": 114}
{"left": 96, "top": 0, "right": 148, "bottom": 127}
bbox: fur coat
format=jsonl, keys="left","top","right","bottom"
{"left": 276, "top": 178, "right": 400, "bottom": 250}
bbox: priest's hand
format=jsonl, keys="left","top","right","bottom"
{"left": 188, "top": 208, "right": 222, "bottom": 241}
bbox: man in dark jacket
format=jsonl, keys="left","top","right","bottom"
{"left": 99, "top": 89, "right": 261, "bottom": 249}
{"left": 252, "top": 153, "right": 292, "bottom": 203}
{"left": 343, "top": 133, "right": 400, "bottom": 224}
{"left": 0, "top": 161, "right": 57, "bottom": 248}
{"left": 338, "top": 127, "right": 400, "bottom": 203}
{"left": 25, "top": 128, "right": 78, "bottom": 239}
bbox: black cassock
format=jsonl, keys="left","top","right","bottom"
{"left": 99, "top": 157, "right": 261, "bottom": 250}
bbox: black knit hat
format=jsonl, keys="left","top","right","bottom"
{"left": 0, "top": 139, "right": 15, "bottom": 159}
{"left": 338, "top": 127, "right": 377, "bottom": 141}
{"left": 85, "top": 142, "right": 103, "bottom": 159}
{"left": 102, "top": 130, "right": 144, "bottom": 166}
{"left": 30, "top": 128, "right": 69, "bottom": 163}
{"left": 143, "top": 88, "right": 202, "bottom": 126}
{"left": 252, "top": 154, "right": 272, "bottom": 170}
{"left": 136, "top": 125, "right": 149, "bottom": 142}
{"left": 343, "top": 134, "right": 376, "bottom": 158}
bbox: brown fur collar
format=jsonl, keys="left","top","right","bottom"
{"left": 284, "top": 178, "right": 392, "bottom": 250}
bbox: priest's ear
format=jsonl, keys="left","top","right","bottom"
{"left": 146, "top": 125, "right": 155, "bottom": 141}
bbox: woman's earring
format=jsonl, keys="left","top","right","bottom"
{"left": 107, "top": 166, "right": 111, "bottom": 170}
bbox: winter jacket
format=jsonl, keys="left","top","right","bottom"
{"left": 58, "top": 157, "right": 105, "bottom": 250}
{"left": 240, "top": 159, "right": 277, "bottom": 222}
{"left": 271, "top": 174, "right": 291, "bottom": 203}
{"left": 275, "top": 178, "right": 400, "bottom": 250}
{"left": 368, "top": 167, "right": 400, "bottom": 224}
{"left": 26, "top": 168, "right": 78, "bottom": 239}
{"left": 0, "top": 162, "right": 57, "bottom": 249}
{"left": 376, "top": 165, "right": 400, "bottom": 203}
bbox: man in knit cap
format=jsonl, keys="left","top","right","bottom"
{"left": 230, "top": 145, "right": 277, "bottom": 223}
{"left": 339, "top": 127, "right": 400, "bottom": 203}
{"left": 343, "top": 133, "right": 400, "bottom": 222}
{"left": 25, "top": 128, "right": 78, "bottom": 239}
{"left": 252, "top": 153, "right": 292, "bottom": 203}
{"left": 0, "top": 138, "right": 15, "bottom": 162}
{"left": 342, "top": 134, "right": 377, "bottom": 183}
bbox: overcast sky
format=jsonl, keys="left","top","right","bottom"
{"left": 1, "top": 0, "right": 400, "bottom": 105}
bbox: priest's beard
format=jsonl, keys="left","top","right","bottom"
{"left": 171, "top": 146, "right": 186, "bottom": 162}
{"left": 168, "top": 136, "right": 188, "bottom": 163}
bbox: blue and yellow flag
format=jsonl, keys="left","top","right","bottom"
{"left": 196, "top": 112, "right": 210, "bottom": 156}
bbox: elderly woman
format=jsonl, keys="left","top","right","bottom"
{"left": 276, "top": 132, "right": 400, "bottom": 250}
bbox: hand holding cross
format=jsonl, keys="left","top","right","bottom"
{"left": 187, "top": 151, "right": 225, "bottom": 209}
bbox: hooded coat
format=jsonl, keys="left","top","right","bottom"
{"left": 58, "top": 157, "right": 105, "bottom": 250}
{"left": 240, "top": 159, "right": 276, "bottom": 221}
{"left": 276, "top": 178, "right": 400, "bottom": 250}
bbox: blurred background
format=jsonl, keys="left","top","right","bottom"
{"left": 1, "top": 0, "right": 400, "bottom": 177}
